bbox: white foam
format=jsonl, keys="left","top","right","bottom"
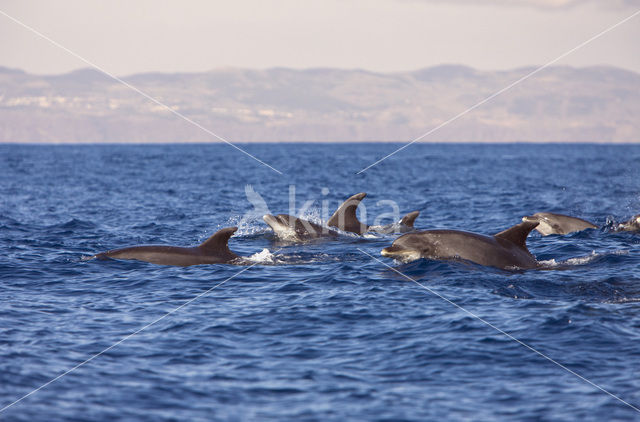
{"left": 564, "top": 252, "right": 601, "bottom": 266}
{"left": 245, "top": 248, "right": 276, "bottom": 264}
{"left": 540, "top": 250, "right": 629, "bottom": 268}
{"left": 362, "top": 232, "right": 380, "bottom": 239}
{"left": 225, "top": 214, "right": 271, "bottom": 236}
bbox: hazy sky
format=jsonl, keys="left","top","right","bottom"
{"left": 1, "top": 0, "right": 639, "bottom": 75}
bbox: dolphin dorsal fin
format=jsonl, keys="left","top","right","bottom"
{"left": 199, "top": 227, "right": 238, "bottom": 254}
{"left": 327, "top": 192, "right": 367, "bottom": 234}
{"left": 400, "top": 211, "right": 420, "bottom": 228}
{"left": 494, "top": 221, "right": 539, "bottom": 249}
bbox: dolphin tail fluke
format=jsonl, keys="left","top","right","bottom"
{"left": 199, "top": 227, "right": 238, "bottom": 255}
{"left": 400, "top": 211, "right": 420, "bottom": 228}
{"left": 494, "top": 221, "right": 539, "bottom": 250}
{"left": 327, "top": 192, "right": 367, "bottom": 234}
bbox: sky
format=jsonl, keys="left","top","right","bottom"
{"left": 1, "top": 0, "right": 639, "bottom": 76}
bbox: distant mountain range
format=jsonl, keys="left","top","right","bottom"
{"left": 0, "top": 64, "right": 638, "bottom": 143}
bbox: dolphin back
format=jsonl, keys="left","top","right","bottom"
{"left": 327, "top": 192, "right": 368, "bottom": 234}
{"left": 494, "top": 221, "right": 539, "bottom": 251}
{"left": 198, "top": 227, "right": 239, "bottom": 258}
{"left": 400, "top": 211, "right": 420, "bottom": 228}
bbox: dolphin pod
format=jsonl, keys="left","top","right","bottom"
{"left": 93, "top": 192, "right": 419, "bottom": 265}
{"left": 263, "top": 192, "right": 420, "bottom": 240}
{"left": 91, "top": 192, "right": 638, "bottom": 268}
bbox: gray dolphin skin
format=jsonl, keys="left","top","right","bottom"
{"left": 368, "top": 210, "right": 420, "bottom": 234}
{"left": 264, "top": 192, "right": 419, "bottom": 240}
{"left": 94, "top": 227, "right": 240, "bottom": 266}
{"left": 262, "top": 214, "right": 338, "bottom": 240}
{"left": 615, "top": 214, "right": 640, "bottom": 232}
{"left": 326, "top": 192, "right": 420, "bottom": 235}
{"left": 523, "top": 212, "right": 597, "bottom": 236}
{"left": 327, "top": 192, "right": 370, "bottom": 234}
{"left": 381, "top": 221, "right": 540, "bottom": 270}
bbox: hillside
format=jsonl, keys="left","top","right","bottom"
{"left": 0, "top": 65, "right": 638, "bottom": 142}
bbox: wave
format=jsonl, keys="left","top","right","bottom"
{"left": 538, "top": 249, "right": 629, "bottom": 269}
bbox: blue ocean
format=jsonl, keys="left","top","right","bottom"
{"left": 1, "top": 143, "right": 639, "bottom": 421}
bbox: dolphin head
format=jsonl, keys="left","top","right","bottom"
{"left": 618, "top": 214, "right": 640, "bottom": 231}
{"left": 522, "top": 214, "right": 556, "bottom": 235}
{"left": 263, "top": 214, "right": 297, "bottom": 236}
{"left": 263, "top": 214, "right": 327, "bottom": 240}
{"left": 381, "top": 233, "right": 433, "bottom": 262}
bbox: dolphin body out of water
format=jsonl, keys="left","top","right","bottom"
{"left": 93, "top": 227, "right": 240, "bottom": 266}
{"left": 381, "top": 221, "right": 540, "bottom": 270}
{"left": 615, "top": 214, "right": 640, "bottom": 232}
{"left": 263, "top": 192, "right": 420, "bottom": 240}
{"left": 522, "top": 212, "right": 597, "bottom": 236}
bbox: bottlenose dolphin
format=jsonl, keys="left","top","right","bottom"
{"left": 615, "top": 214, "right": 640, "bottom": 232}
{"left": 381, "top": 221, "right": 539, "bottom": 270}
{"left": 522, "top": 212, "right": 597, "bottom": 236}
{"left": 262, "top": 214, "right": 338, "bottom": 241}
{"left": 326, "top": 192, "right": 370, "bottom": 234}
{"left": 327, "top": 192, "right": 419, "bottom": 235}
{"left": 264, "top": 192, "right": 420, "bottom": 240}
{"left": 93, "top": 227, "right": 240, "bottom": 266}
{"left": 369, "top": 211, "right": 420, "bottom": 234}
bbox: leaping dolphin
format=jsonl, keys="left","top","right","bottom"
{"left": 93, "top": 227, "right": 240, "bottom": 266}
{"left": 522, "top": 212, "right": 597, "bottom": 236}
{"left": 381, "top": 221, "right": 539, "bottom": 270}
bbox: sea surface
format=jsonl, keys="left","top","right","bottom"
{"left": 1, "top": 143, "right": 639, "bottom": 421}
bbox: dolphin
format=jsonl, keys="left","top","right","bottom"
{"left": 93, "top": 227, "right": 240, "bottom": 266}
{"left": 381, "top": 221, "right": 539, "bottom": 270}
{"left": 522, "top": 212, "right": 597, "bottom": 236}
{"left": 264, "top": 192, "right": 420, "bottom": 240}
{"left": 262, "top": 214, "right": 338, "bottom": 241}
{"left": 614, "top": 214, "right": 640, "bottom": 232}
{"left": 327, "top": 192, "right": 420, "bottom": 235}
{"left": 326, "top": 192, "right": 370, "bottom": 234}
{"left": 368, "top": 211, "right": 420, "bottom": 234}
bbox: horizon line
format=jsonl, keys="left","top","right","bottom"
{"left": 2, "top": 62, "right": 639, "bottom": 79}
{"left": 2, "top": 140, "right": 640, "bottom": 145}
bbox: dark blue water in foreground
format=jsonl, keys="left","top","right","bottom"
{"left": 1, "top": 143, "right": 640, "bottom": 421}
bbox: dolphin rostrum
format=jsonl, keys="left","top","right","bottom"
{"left": 522, "top": 212, "right": 597, "bottom": 236}
{"left": 93, "top": 227, "right": 240, "bottom": 266}
{"left": 381, "top": 221, "right": 540, "bottom": 270}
